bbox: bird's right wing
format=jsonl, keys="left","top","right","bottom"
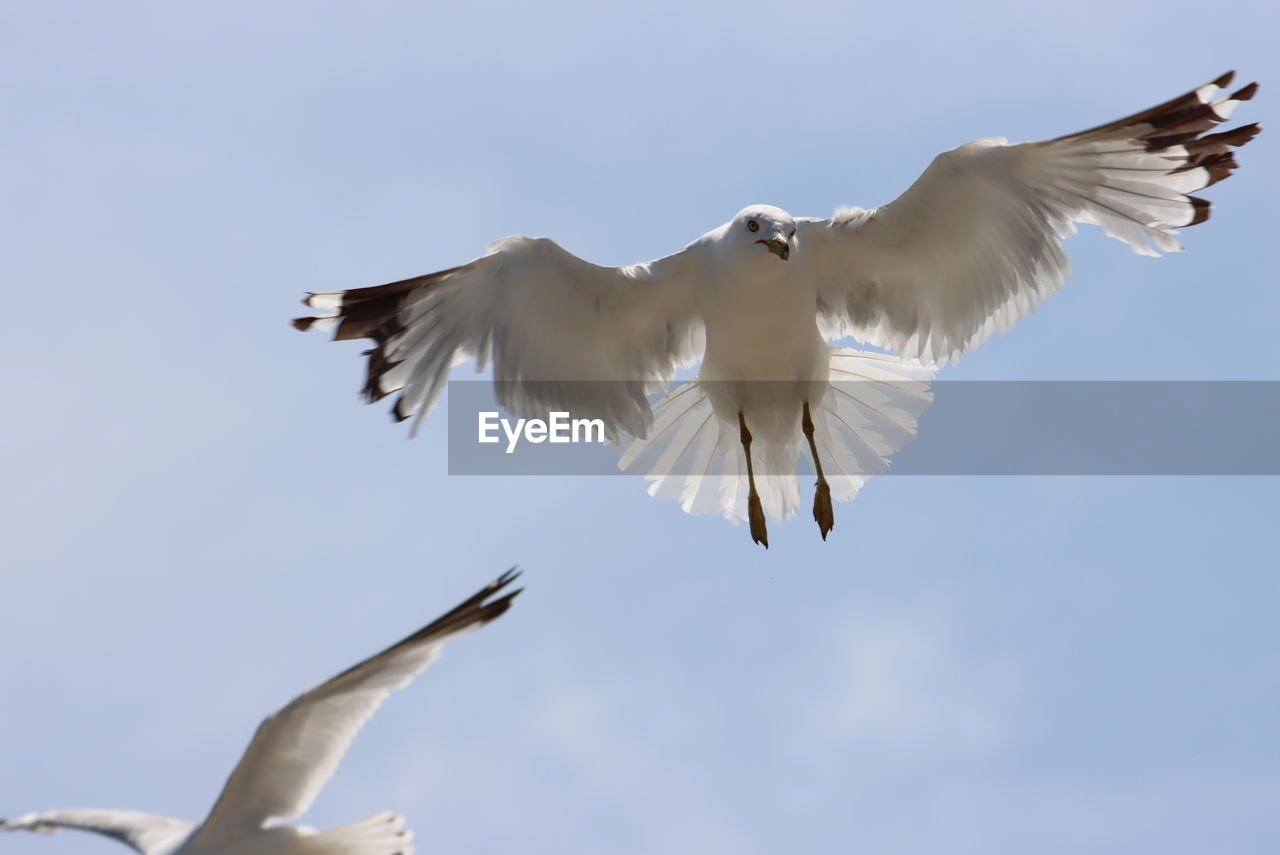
{"left": 295, "top": 237, "right": 704, "bottom": 439}
{"left": 0, "top": 809, "right": 193, "bottom": 854}
{"left": 184, "top": 570, "right": 522, "bottom": 850}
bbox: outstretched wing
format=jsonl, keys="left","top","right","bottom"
{"left": 184, "top": 570, "right": 522, "bottom": 849}
{"left": 295, "top": 236, "right": 703, "bottom": 438}
{"left": 802, "top": 71, "right": 1260, "bottom": 364}
{"left": 0, "top": 809, "right": 193, "bottom": 854}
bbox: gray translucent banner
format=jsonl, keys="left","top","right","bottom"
{"left": 446, "top": 380, "right": 1280, "bottom": 476}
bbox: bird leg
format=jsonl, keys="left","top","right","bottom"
{"left": 738, "top": 411, "right": 768, "bottom": 548}
{"left": 802, "top": 401, "right": 834, "bottom": 540}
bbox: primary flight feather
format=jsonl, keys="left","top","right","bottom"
{"left": 295, "top": 72, "right": 1260, "bottom": 546}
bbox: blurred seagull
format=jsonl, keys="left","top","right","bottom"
{"left": 295, "top": 72, "right": 1259, "bottom": 547}
{"left": 0, "top": 570, "right": 522, "bottom": 855}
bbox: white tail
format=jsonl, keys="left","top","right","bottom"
{"left": 299, "top": 811, "right": 414, "bottom": 855}
{"left": 617, "top": 348, "right": 935, "bottom": 523}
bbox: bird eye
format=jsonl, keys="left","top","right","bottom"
{"left": 747, "top": 219, "right": 760, "bottom": 233}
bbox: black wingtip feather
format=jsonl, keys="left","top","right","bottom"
{"left": 1188, "top": 196, "right": 1212, "bottom": 226}
{"left": 1231, "top": 81, "right": 1259, "bottom": 101}
{"left": 1197, "top": 152, "right": 1238, "bottom": 186}
{"left": 322, "top": 569, "right": 524, "bottom": 687}
{"left": 294, "top": 264, "right": 474, "bottom": 423}
{"left": 411, "top": 568, "right": 524, "bottom": 642}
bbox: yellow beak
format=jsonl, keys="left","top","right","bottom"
{"left": 757, "top": 236, "right": 790, "bottom": 261}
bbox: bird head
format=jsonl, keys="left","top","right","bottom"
{"left": 733, "top": 205, "right": 796, "bottom": 262}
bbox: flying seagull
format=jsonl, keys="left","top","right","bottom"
{"left": 1, "top": 570, "right": 522, "bottom": 855}
{"left": 295, "top": 72, "right": 1259, "bottom": 547}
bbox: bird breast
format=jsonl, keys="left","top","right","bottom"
{"left": 695, "top": 261, "right": 829, "bottom": 440}
{"left": 696, "top": 261, "right": 826, "bottom": 384}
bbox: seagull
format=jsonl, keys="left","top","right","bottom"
{"left": 1, "top": 570, "right": 522, "bottom": 855}
{"left": 294, "top": 72, "right": 1259, "bottom": 547}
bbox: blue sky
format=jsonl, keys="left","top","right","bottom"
{"left": 2, "top": 1, "right": 1277, "bottom": 853}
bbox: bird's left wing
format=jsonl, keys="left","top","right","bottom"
{"left": 184, "top": 570, "right": 522, "bottom": 849}
{"left": 801, "top": 71, "right": 1259, "bottom": 364}
{"left": 295, "top": 237, "right": 703, "bottom": 439}
{"left": 0, "top": 810, "right": 194, "bottom": 854}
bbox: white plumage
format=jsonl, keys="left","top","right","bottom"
{"left": 296, "top": 72, "right": 1259, "bottom": 545}
{"left": 0, "top": 571, "right": 521, "bottom": 855}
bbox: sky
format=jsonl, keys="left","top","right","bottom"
{"left": 2, "top": 1, "right": 1278, "bottom": 853}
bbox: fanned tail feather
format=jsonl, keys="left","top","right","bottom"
{"left": 300, "top": 811, "right": 414, "bottom": 855}
{"left": 617, "top": 349, "right": 935, "bottom": 524}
